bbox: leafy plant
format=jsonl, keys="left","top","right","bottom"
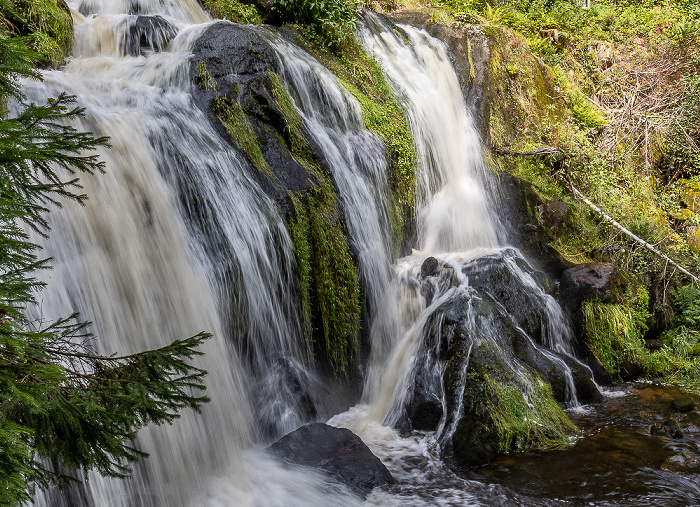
{"left": 273, "top": 0, "right": 361, "bottom": 48}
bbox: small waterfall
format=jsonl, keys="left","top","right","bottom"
{"left": 327, "top": 16, "right": 594, "bottom": 469}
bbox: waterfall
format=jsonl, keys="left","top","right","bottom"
{"left": 19, "top": 0, "right": 599, "bottom": 504}
{"left": 24, "top": 1, "right": 359, "bottom": 506}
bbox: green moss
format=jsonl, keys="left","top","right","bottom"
{"left": 298, "top": 37, "right": 417, "bottom": 254}
{"left": 268, "top": 70, "right": 361, "bottom": 374}
{"left": 1, "top": 0, "right": 73, "bottom": 67}
{"left": 215, "top": 96, "right": 273, "bottom": 180}
{"left": 201, "top": 0, "right": 262, "bottom": 24}
{"left": 482, "top": 370, "right": 576, "bottom": 453}
{"left": 288, "top": 193, "right": 313, "bottom": 341}
{"left": 195, "top": 60, "right": 217, "bottom": 91}
{"left": 288, "top": 184, "right": 361, "bottom": 375}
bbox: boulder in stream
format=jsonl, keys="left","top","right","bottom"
{"left": 267, "top": 422, "right": 395, "bottom": 498}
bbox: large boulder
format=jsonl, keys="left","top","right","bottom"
{"left": 190, "top": 22, "right": 320, "bottom": 214}
{"left": 267, "top": 423, "right": 395, "bottom": 498}
{"left": 558, "top": 262, "right": 626, "bottom": 314}
{"left": 395, "top": 250, "right": 594, "bottom": 467}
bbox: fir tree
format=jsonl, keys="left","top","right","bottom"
{"left": 0, "top": 33, "right": 211, "bottom": 505}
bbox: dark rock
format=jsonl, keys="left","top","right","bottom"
{"left": 492, "top": 173, "right": 572, "bottom": 282}
{"left": 255, "top": 357, "right": 317, "bottom": 440}
{"left": 408, "top": 394, "right": 443, "bottom": 431}
{"left": 421, "top": 256, "right": 439, "bottom": 277}
{"left": 268, "top": 423, "right": 395, "bottom": 498}
{"left": 558, "top": 262, "right": 626, "bottom": 314}
{"left": 190, "top": 22, "right": 318, "bottom": 214}
{"left": 671, "top": 397, "right": 695, "bottom": 412}
{"left": 651, "top": 418, "right": 684, "bottom": 439}
{"left": 124, "top": 15, "right": 177, "bottom": 56}
{"left": 538, "top": 200, "right": 570, "bottom": 230}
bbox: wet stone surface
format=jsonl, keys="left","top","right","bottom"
{"left": 469, "top": 383, "right": 700, "bottom": 506}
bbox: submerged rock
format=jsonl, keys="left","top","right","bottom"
{"left": 267, "top": 423, "right": 395, "bottom": 498}
{"left": 671, "top": 397, "right": 695, "bottom": 413}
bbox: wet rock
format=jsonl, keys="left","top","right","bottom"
{"left": 650, "top": 418, "right": 684, "bottom": 439}
{"left": 408, "top": 393, "right": 443, "bottom": 431}
{"left": 124, "top": 15, "right": 177, "bottom": 56}
{"left": 558, "top": 262, "right": 626, "bottom": 314}
{"left": 255, "top": 357, "right": 317, "bottom": 439}
{"left": 190, "top": 23, "right": 319, "bottom": 214}
{"left": 267, "top": 423, "right": 395, "bottom": 498}
{"left": 420, "top": 256, "right": 439, "bottom": 277}
{"left": 671, "top": 397, "right": 695, "bottom": 413}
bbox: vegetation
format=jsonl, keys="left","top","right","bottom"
{"left": 0, "top": 30, "right": 210, "bottom": 506}
{"left": 0, "top": 0, "right": 72, "bottom": 67}
{"left": 201, "top": 0, "right": 263, "bottom": 24}
{"left": 273, "top": 0, "right": 361, "bottom": 48}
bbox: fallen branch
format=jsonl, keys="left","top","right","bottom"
{"left": 491, "top": 146, "right": 565, "bottom": 159}
{"left": 568, "top": 182, "right": 700, "bottom": 284}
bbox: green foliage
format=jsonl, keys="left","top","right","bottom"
{"left": 201, "top": 0, "right": 263, "bottom": 24}
{"left": 0, "top": 0, "right": 73, "bottom": 67}
{"left": 0, "top": 37, "right": 210, "bottom": 504}
{"left": 273, "top": 0, "right": 361, "bottom": 48}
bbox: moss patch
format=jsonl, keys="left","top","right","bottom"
{"left": 0, "top": 0, "right": 73, "bottom": 67}
{"left": 215, "top": 96, "right": 274, "bottom": 179}
{"left": 297, "top": 35, "right": 417, "bottom": 254}
{"left": 201, "top": 0, "right": 263, "bottom": 24}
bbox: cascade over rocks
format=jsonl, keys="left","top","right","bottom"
{"left": 267, "top": 422, "right": 396, "bottom": 498}
{"left": 124, "top": 15, "right": 178, "bottom": 56}
{"left": 396, "top": 250, "right": 595, "bottom": 467}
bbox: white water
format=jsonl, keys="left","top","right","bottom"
{"left": 21, "top": 2, "right": 592, "bottom": 505}
{"left": 25, "top": 1, "right": 357, "bottom": 506}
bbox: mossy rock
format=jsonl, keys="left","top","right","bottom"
{"left": 688, "top": 226, "right": 700, "bottom": 254}
{"left": 189, "top": 23, "right": 362, "bottom": 374}
{"left": 680, "top": 180, "right": 700, "bottom": 212}
{"left": 691, "top": 343, "right": 700, "bottom": 357}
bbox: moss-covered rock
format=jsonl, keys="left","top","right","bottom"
{"left": 198, "top": 0, "right": 264, "bottom": 24}
{"left": 0, "top": 0, "right": 73, "bottom": 67}
{"left": 680, "top": 179, "right": 700, "bottom": 213}
{"left": 190, "top": 22, "right": 363, "bottom": 374}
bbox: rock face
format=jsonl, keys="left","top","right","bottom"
{"left": 267, "top": 423, "right": 395, "bottom": 498}
{"left": 558, "top": 262, "right": 625, "bottom": 314}
{"left": 190, "top": 22, "right": 319, "bottom": 214}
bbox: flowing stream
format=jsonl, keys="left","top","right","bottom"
{"left": 17, "top": 1, "right": 662, "bottom": 506}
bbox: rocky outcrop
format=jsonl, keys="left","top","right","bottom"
{"left": 268, "top": 423, "right": 395, "bottom": 498}
{"left": 190, "top": 22, "right": 319, "bottom": 214}
{"left": 395, "top": 249, "right": 593, "bottom": 467}
{"left": 558, "top": 262, "right": 626, "bottom": 314}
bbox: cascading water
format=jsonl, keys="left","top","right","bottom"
{"left": 19, "top": 0, "right": 604, "bottom": 504}
{"left": 25, "top": 2, "right": 359, "bottom": 506}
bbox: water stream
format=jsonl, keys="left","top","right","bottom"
{"left": 18, "top": 1, "right": 687, "bottom": 506}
